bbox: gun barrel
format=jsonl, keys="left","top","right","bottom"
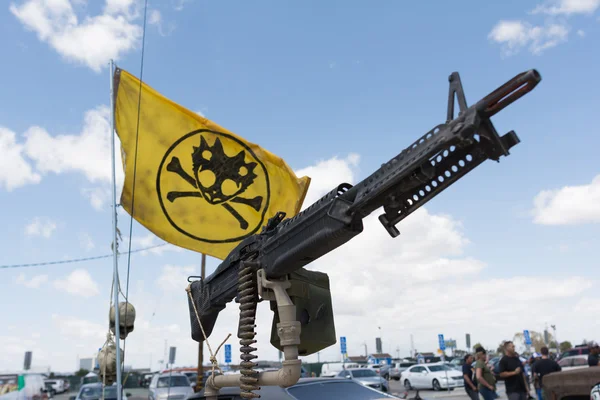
{"left": 477, "top": 69, "right": 541, "bottom": 117}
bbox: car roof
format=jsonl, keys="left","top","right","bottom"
{"left": 343, "top": 368, "right": 376, "bottom": 371}
{"left": 157, "top": 372, "right": 187, "bottom": 377}
{"left": 189, "top": 377, "right": 368, "bottom": 398}
{"left": 80, "top": 383, "right": 103, "bottom": 388}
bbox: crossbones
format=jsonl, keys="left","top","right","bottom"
{"left": 166, "top": 155, "right": 263, "bottom": 230}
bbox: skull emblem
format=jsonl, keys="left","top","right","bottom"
{"left": 98, "top": 342, "right": 124, "bottom": 385}
{"left": 191, "top": 136, "right": 258, "bottom": 204}
{"left": 109, "top": 302, "right": 136, "bottom": 340}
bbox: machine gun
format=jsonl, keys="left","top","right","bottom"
{"left": 187, "top": 69, "right": 541, "bottom": 399}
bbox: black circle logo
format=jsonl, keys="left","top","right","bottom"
{"left": 157, "top": 129, "right": 271, "bottom": 243}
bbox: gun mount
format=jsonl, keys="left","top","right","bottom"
{"left": 187, "top": 69, "right": 542, "bottom": 399}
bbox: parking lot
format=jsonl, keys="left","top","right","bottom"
{"left": 388, "top": 380, "right": 507, "bottom": 399}
{"left": 55, "top": 388, "right": 149, "bottom": 400}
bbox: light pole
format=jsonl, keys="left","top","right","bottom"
{"left": 551, "top": 325, "right": 559, "bottom": 355}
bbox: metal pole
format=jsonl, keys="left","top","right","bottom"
{"left": 109, "top": 58, "right": 123, "bottom": 400}
{"left": 196, "top": 254, "right": 206, "bottom": 392}
{"left": 551, "top": 325, "right": 559, "bottom": 356}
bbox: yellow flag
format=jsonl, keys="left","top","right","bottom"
{"left": 113, "top": 67, "right": 310, "bottom": 260}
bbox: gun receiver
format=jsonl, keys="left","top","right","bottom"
{"left": 188, "top": 69, "right": 541, "bottom": 343}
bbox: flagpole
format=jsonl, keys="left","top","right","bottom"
{"left": 109, "top": 58, "right": 123, "bottom": 400}
{"left": 196, "top": 253, "right": 206, "bottom": 391}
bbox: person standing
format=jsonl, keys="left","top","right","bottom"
{"left": 499, "top": 341, "right": 530, "bottom": 400}
{"left": 531, "top": 346, "right": 561, "bottom": 400}
{"left": 475, "top": 347, "right": 497, "bottom": 400}
{"left": 463, "top": 354, "right": 479, "bottom": 400}
{"left": 589, "top": 345, "right": 600, "bottom": 367}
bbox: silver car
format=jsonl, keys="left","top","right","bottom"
{"left": 336, "top": 368, "right": 390, "bottom": 393}
{"left": 148, "top": 373, "right": 194, "bottom": 400}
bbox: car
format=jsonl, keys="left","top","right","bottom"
{"left": 43, "top": 380, "right": 66, "bottom": 395}
{"left": 381, "top": 362, "right": 416, "bottom": 381}
{"left": 0, "top": 372, "right": 49, "bottom": 400}
{"left": 148, "top": 372, "right": 194, "bottom": 400}
{"left": 69, "top": 383, "right": 131, "bottom": 400}
{"left": 320, "top": 362, "right": 360, "bottom": 377}
{"left": 141, "top": 374, "right": 154, "bottom": 388}
{"left": 557, "top": 355, "right": 589, "bottom": 371}
{"left": 335, "top": 368, "right": 389, "bottom": 392}
{"left": 401, "top": 362, "right": 464, "bottom": 391}
{"left": 189, "top": 377, "right": 400, "bottom": 399}
{"left": 558, "top": 345, "right": 590, "bottom": 360}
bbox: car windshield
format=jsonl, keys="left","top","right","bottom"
{"left": 351, "top": 369, "right": 377, "bottom": 378}
{"left": 428, "top": 365, "right": 450, "bottom": 372}
{"left": 80, "top": 386, "right": 117, "bottom": 399}
{"left": 157, "top": 376, "right": 189, "bottom": 388}
{"left": 287, "top": 380, "right": 394, "bottom": 399}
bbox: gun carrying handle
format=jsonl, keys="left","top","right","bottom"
{"left": 479, "top": 69, "right": 541, "bottom": 117}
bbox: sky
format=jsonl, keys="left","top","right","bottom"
{"left": 0, "top": 0, "right": 599, "bottom": 373}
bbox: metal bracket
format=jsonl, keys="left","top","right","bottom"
{"left": 447, "top": 72, "right": 469, "bottom": 123}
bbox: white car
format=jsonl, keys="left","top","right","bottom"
{"left": 148, "top": 372, "right": 194, "bottom": 400}
{"left": 557, "top": 355, "right": 589, "bottom": 371}
{"left": 336, "top": 368, "right": 389, "bottom": 393}
{"left": 401, "top": 363, "right": 464, "bottom": 391}
{"left": 44, "top": 379, "right": 66, "bottom": 394}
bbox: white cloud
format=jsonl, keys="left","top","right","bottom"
{"left": 9, "top": 0, "right": 143, "bottom": 72}
{"left": 295, "top": 153, "right": 360, "bottom": 207}
{"left": 172, "top": 0, "right": 192, "bottom": 11}
{"left": 16, "top": 273, "right": 49, "bottom": 288}
{"left": 488, "top": 20, "right": 569, "bottom": 56}
{"left": 24, "top": 217, "right": 57, "bottom": 238}
{"left": 51, "top": 314, "right": 106, "bottom": 340}
{"left": 577, "top": 29, "right": 586, "bottom": 36}
{"left": 79, "top": 232, "right": 95, "bottom": 251}
{"left": 0, "top": 127, "right": 41, "bottom": 191}
{"left": 12, "top": 105, "right": 124, "bottom": 210}
{"left": 23, "top": 106, "right": 117, "bottom": 183}
{"left": 81, "top": 187, "right": 112, "bottom": 211}
{"left": 156, "top": 265, "right": 196, "bottom": 292}
{"left": 147, "top": 9, "right": 174, "bottom": 37}
{"left": 532, "top": 174, "right": 600, "bottom": 225}
{"left": 53, "top": 269, "right": 100, "bottom": 297}
{"left": 531, "top": 0, "right": 600, "bottom": 15}
{"left": 125, "top": 233, "right": 184, "bottom": 255}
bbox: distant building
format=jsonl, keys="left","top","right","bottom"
{"left": 347, "top": 356, "right": 368, "bottom": 364}
{"left": 368, "top": 353, "right": 393, "bottom": 365}
{"left": 79, "top": 358, "right": 94, "bottom": 370}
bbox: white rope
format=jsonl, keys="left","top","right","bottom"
{"left": 186, "top": 284, "right": 231, "bottom": 377}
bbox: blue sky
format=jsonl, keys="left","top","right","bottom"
{"left": 1, "top": 0, "right": 599, "bottom": 372}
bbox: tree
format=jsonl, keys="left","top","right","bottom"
{"left": 75, "top": 369, "right": 89, "bottom": 377}
{"left": 559, "top": 341, "right": 573, "bottom": 353}
{"left": 497, "top": 341, "right": 507, "bottom": 355}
